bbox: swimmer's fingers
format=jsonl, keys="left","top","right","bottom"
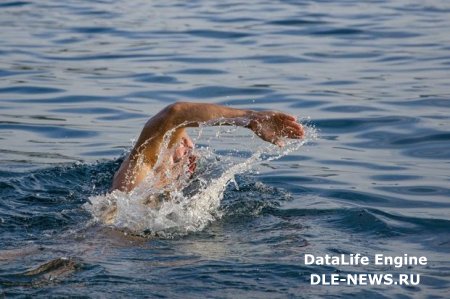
{"left": 280, "top": 121, "right": 304, "bottom": 139}
{"left": 280, "top": 113, "right": 297, "bottom": 122}
{"left": 272, "top": 128, "right": 302, "bottom": 148}
{"left": 249, "top": 111, "right": 303, "bottom": 146}
{"left": 273, "top": 138, "right": 285, "bottom": 147}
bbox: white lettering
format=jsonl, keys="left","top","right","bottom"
{"left": 330, "top": 274, "right": 340, "bottom": 285}
{"left": 410, "top": 274, "right": 420, "bottom": 285}
{"left": 384, "top": 274, "right": 393, "bottom": 285}
{"left": 419, "top": 256, "right": 427, "bottom": 265}
{"left": 310, "top": 274, "right": 321, "bottom": 285}
{"left": 347, "top": 274, "right": 357, "bottom": 285}
{"left": 368, "top": 274, "right": 383, "bottom": 285}
{"left": 374, "top": 254, "right": 428, "bottom": 268}
{"left": 305, "top": 254, "right": 315, "bottom": 265}
{"left": 399, "top": 274, "right": 409, "bottom": 285}
{"left": 358, "top": 274, "right": 368, "bottom": 285}
{"left": 375, "top": 254, "right": 383, "bottom": 265}
{"left": 361, "top": 256, "right": 370, "bottom": 265}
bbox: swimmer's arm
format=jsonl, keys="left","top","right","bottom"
{"left": 137, "top": 101, "right": 303, "bottom": 156}
{"left": 165, "top": 101, "right": 304, "bottom": 146}
{"left": 112, "top": 102, "right": 249, "bottom": 191}
{"left": 112, "top": 102, "right": 303, "bottom": 192}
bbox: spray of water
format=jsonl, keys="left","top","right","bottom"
{"left": 84, "top": 122, "right": 317, "bottom": 237}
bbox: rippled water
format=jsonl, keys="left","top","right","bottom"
{"left": 1, "top": 0, "right": 449, "bottom": 297}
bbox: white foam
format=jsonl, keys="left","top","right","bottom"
{"left": 84, "top": 124, "right": 317, "bottom": 237}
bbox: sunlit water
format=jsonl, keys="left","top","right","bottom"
{"left": 1, "top": 0, "right": 449, "bottom": 297}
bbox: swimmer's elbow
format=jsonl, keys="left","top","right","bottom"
{"left": 143, "top": 102, "right": 189, "bottom": 132}
{"left": 163, "top": 101, "right": 195, "bottom": 127}
{"left": 165, "top": 101, "right": 189, "bottom": 116}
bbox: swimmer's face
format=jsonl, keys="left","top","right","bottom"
{"left": 172, "top": 134, "right": 197, "bottom": 175}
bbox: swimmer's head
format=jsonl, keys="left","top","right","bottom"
{"left": 172, "top": 135, "right": 197, "bottom": 175}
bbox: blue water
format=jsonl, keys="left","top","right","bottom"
{"left": 1, "top": 0, "right": 449, "bottom": 297}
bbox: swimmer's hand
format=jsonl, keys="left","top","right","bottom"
{"left": 248, "top": 111, "right": 304, "bottom": 147}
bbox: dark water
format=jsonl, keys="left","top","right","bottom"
{"left": 1, "top": 0, "right": 449, "bottom": 297}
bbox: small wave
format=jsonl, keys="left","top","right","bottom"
{"left": 0, "top": 257, "right": 81, "bottom": 288}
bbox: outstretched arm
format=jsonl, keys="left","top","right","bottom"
{"left": 111, "top": 102, "right": 303, "bottom": 192}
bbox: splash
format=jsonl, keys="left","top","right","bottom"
{"left": 84, "top": 123, "right": 317, "bottom": 237}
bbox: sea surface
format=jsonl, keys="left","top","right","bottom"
{"left": 1, "top": 0, "right": 449, "bottom": 298}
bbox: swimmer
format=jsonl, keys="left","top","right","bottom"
{"left": 111, "top": 102, "right": 304, "bottom": 192}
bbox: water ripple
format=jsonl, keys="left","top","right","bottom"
{"left": 0, "top": 86, "right": 63, "bottom": 94}
{"left": 0, "top": 122, "right": 97, "bottom": 139}
{"left": 0, "top": 1, "right": 29, "bottom": 7}
{"left": 1, "top": 0, "right": 449, "bottom": 297}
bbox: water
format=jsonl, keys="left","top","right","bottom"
{"left": 0, "top": 0, "right": 449, "bottom": 297}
